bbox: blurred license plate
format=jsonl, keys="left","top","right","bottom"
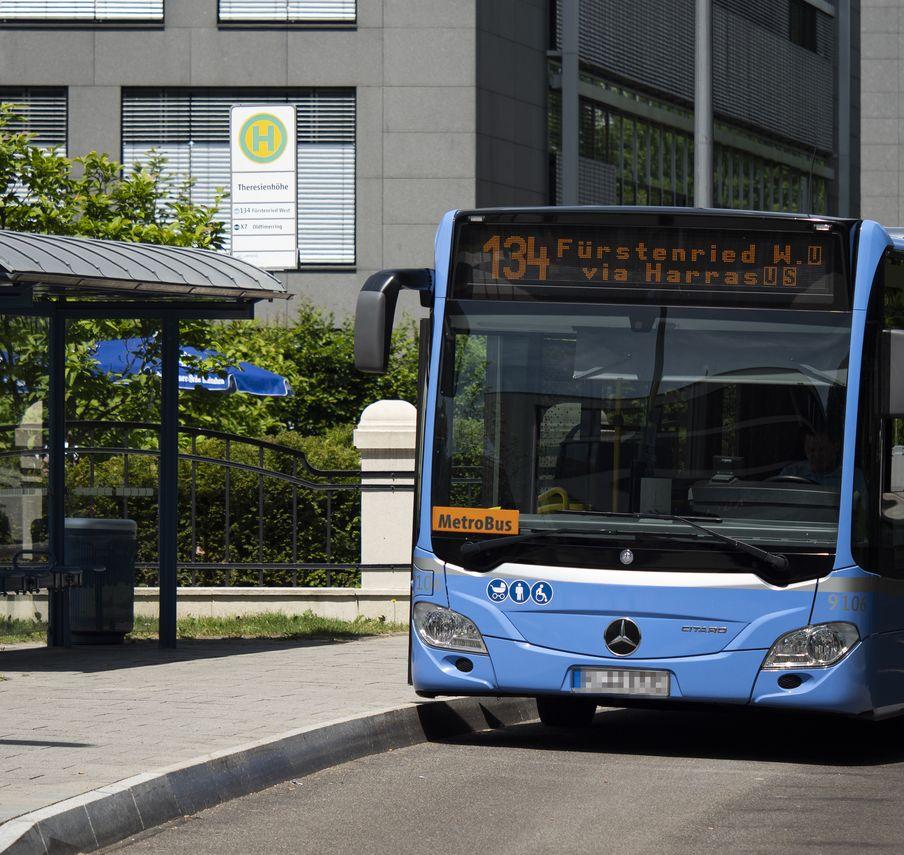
{"left": 571, "top": 668, "right": 670, "bottom": 697}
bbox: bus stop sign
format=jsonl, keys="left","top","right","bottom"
{"left": 230, "top": 104, "right": 298, "bottom": 271}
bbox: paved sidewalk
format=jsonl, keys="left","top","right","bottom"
{"left": 0, "top": 635, "right": 413, "bottom": 823}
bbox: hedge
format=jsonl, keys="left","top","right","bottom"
{"left": 62, "top": 425, "right": 363, "bottom": 587}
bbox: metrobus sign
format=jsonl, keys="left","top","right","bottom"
{"left": 230, "top": 104, "right": 297, "bottom": 270}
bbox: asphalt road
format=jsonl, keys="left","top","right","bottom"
{"left": 108, "top": 705, "right": 904, "bottom": 855}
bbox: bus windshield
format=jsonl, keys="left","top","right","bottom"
{"left": 431, "top": 300, "right": 853, "bottom": 576}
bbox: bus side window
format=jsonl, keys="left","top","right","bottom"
{"left": 879, "top": 426, "right": 904, "bottom": 572}
{"left": 880, "top": 255, "right": 904, "bottom": 573}
{"left": 856, "top": 251, "right": 904, "bottom": 574}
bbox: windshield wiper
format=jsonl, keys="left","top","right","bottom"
{"left": 460, "top": 528, "right": 617, "bottom": 557}
{"left": 566, "top": 511, "right": 789, "bottom": 571}
{"left": 459, "top": 512, "right": 788, "bottom": 571}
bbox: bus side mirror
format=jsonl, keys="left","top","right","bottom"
{"left": 354, "top": 268, "right": 433, "bottom": 374}
{"left": 882, "top": 329, "right": 904, "bottom": 416}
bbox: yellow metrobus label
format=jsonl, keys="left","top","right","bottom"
{"left": 432, "top": 507, "right": 519, "bottom": 536}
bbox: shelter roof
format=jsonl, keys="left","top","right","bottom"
{"left": 0, "top": 230, "right": 289, "bottom": 302}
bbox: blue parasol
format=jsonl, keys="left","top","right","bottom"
{"left": 91, "top": 338, "right": 291, "bottom": 397}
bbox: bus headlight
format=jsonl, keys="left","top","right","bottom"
{"left": 762, "top": 622, "right": 860, "bottom": 670}
{"left": 413, "top": 602, "right": 487, "bottom": 654}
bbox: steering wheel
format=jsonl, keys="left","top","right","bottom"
{"left": 765, "top": 474, "right": 818, "bottom": 484}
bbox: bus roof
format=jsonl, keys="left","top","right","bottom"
{"left": 456, "top": 206, "right": 859, "bottom": 227}
{"left": 880, "top": 228, "right": 904, "bottom": 253}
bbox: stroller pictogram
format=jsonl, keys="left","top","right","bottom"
{"left": 486, "top": 579, "right": 509, "bottom": 601}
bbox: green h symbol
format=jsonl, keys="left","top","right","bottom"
{"left": 253, "top": 122, "right": 275, "bottom": 154}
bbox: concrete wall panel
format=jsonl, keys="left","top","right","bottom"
{"left": 862, "top": 117, "right": 900, "bottom": 145}
{"left": 277, "top": 271, "right": 364, "bottom": 319}
{"left": 475, "top": 0, "right": 547, "bottom": 207}
{"left": 383, "top": 28, "right": 475, "bottom": 87}
{"left": 383, "top": 131, "right": 474, "bottom": 178}
{"left": 165, "top": 0, "right": 216, "bottom": 28}
{"left": 95, "top": 30, "right": 191, "bottom": 86}
{"left": 862, "top": 198, "right": 899, "bottom": 226}
{"left": 477, "top": 32, "right": 516, "bottom": 98}
{"left": 863, "top": 3, "right": 899, "bottom": 34}
{"left": 286, "top": 29, "right": 383, "bottom": 84}
{"left": 513, "top": 42, "right": 547, "bottom": 106}
{"left": 383, "top": 223, "right": 441, "bottom": 268}
{"left": 861, "top": 0, "right": 902, "bottom": 223}
{"left": 862, "top": 58, "right": 898, "bottom": 93}
{"left": 356, "top": 0, "right": 383, "bottom": 28}
{"left": 383, "top": 0, "right": 474, "bottom": 29}
{"left": 862, "top": 32, "right": 898, "bottom": 60}
{"left": 0, "top": 31, "right": 95, "bottom": 85}
{"left": 356, "top": 176, "right": 384, "bottom": 269}
{"left": 862, "top": 169, "right": 900, "bottom": 199}
{"left": 862, "top": 143, "right": 900, "bottom": 172}
{"left": 383, "top": 86, "right": 474, "bottom": 133}
{"left": 863, "top": 92, "right": 899, "bottom": 119}
{"left": 68, "top": 86, "right": 120, "bottom": 159}
{"left": 477, "top": 98, "right": 545, "bottom": 149}
{"left": 477, "top": 178, "right": 546, "bottom": 206}
{"left": 512, "top": 0, "right": 547, "bottom": 48}
{"left": 356, "top": 86, "right": 384, "bottom": 179}
{"left": 190, "top": 29, "right": 288, "bottom": 86}
{"left": 383, "top": 177, "right": 473, "bottom": 224}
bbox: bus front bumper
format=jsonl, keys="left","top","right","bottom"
{"left": 411, "top": 631, "right": 874, "bottom": 715}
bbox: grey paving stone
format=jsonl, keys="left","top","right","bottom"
{"left": 0, "top": 635, "right": 413, "bottom": 822}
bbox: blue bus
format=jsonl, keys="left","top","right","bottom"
{"left": 355, "top": 208, "right": 904, "bottom": 725}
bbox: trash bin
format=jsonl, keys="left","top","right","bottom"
{"left": 65, "top": 517, "right": 137, "bottom": 644}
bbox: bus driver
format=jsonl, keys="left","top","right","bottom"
{"left": 780, "top": 428, "right": 842, "bottom": 488}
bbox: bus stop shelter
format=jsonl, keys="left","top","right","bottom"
{"left": 0, "top": 229, "right": 289, "bottom": 648}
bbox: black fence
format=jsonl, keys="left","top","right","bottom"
{"left": 0, "top": 421, "right": 414, "bottom": 587}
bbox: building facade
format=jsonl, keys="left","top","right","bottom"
{"left": 0, "top": 0, "right": 856, "bottom": 319}
{"left": 0, "top": 0, "right": 547, "bottom": 319}
{"left": 551, "top": 0, "right": 857, "bottom": 218}
{"left": 859, "top": 0, "right": 904, "bottom": 226}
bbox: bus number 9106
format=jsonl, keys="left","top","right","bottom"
{"left": 827, "top": 593, "right": 867, "bottom": 612}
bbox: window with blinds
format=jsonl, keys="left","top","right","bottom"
{"left": 122, "top": 89, "right": 355, "bottom": 267}
{"left": 218, "top": 0, "right": 355, "bottom": 23}
{"left": 0, "top": 1, "right": 163, "bottom": 21}
{"left": 0, "top": 88, "right": 67, "bottom": 152}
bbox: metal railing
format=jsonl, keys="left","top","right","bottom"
{"left": 0, "top": 421, "right": 414, "bottom": 587}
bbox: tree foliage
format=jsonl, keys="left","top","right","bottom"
{"left": 0, "top": 102, "right": 419, "bottom": 441}
{"left": 0, "top": 103, "right": 225, "bottom": 246}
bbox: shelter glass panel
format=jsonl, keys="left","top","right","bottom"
{"left": 0, "top": 315, "right": 49, "bottom": 566}
{"left": 60, "top": 319, "right": 156, "bottom": 640}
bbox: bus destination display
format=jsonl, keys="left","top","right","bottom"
{"left": 454, "top": 224, "right": 840, "bottom": 300}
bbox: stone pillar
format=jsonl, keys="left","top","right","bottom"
{"left": 353, "top": 400, "right": 416, "bottom": 592}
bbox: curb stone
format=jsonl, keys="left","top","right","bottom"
{"left": 0, "top": 697, "right": 538, "bottom": 855}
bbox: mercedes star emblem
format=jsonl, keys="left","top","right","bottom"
{"left": 605, "top": 618, "right": 642, "bottom": 656}
{"left": 619, "top": 548, "right": 634, "bottom": 565}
